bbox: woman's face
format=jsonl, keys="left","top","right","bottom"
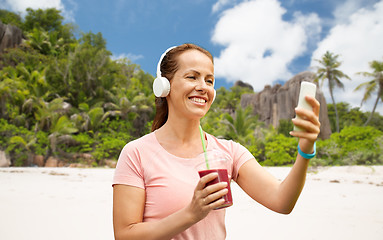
{"left": 167, "top": 49, "right": 215, "bottom": 120}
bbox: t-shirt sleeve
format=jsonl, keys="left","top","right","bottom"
{"left": 230, "top": 141, "right": 254, "bottom": 182}
{"left": 112, "top": 142, "right": 145, "bottom": 189}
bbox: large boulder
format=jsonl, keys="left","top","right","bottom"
{"left": 241, "top": 71, "right": 331, "bottom": 139}
{"left": 0, "top": 20, "right": 24, "bottom": 53}
{"left": 44, "top": 157, "right": 58, "bottom": 167}
{"left": 33, "top": 155, "right": 45, "bottom": 167}
{"left": 0, "top": 151, "right": 11, "bottom": 167}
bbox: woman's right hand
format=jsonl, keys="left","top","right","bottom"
{"left": 185, "top": 172, "right": 229, "bottom": 222}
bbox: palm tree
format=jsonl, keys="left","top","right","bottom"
{"left": 314, "top": 51, "right": 351, "bottom": 132}
{"left": 220, "top": 106, "right": 258, "bottom": 144}
{"left": 48, "top": 115, "right": 78, "bottom": 157}
{"left": 34, "top": 97, "right": 70, "bottom": 132}
{"left": 25, "top": 28, "right": 52, "bottom": 55}
{"left": 354, "top": 60, "right": 383, "bottom": 126}
{"left": 70, "top": 102, "right": 109, "bottom": 132}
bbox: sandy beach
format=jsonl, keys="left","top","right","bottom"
{"left": 1, "top": 166, "right": 382, "bottom": 240}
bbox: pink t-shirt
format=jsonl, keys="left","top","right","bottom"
{"left": 113, "top": 131, "right": 253, "bottom": 240}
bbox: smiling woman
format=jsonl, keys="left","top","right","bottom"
{"left": 112, "top": 43, "right": 321, "bottom": 240}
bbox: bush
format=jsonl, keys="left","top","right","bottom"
{"left": 316, "top": 126, "right": 383, "bottom": 165}
{"left": 0, "top": 119, "right": 33, "bottom": 165}
{"left": 65, "top": 132, "right": 95, "bottom": 153}
{"left": 263, "top": 134, "right": 298, "bottom": 166}
{"left": 34, "top": 131, "right": 48, "bottom": 155}
{"left": 93, "top": 135, "right": 128, "bottom": 163}
{"left": 277, "top": 119, "right": 294, "bottom": 137}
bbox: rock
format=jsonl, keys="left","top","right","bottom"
{"left": 58, "top": 161, "right": 66, "bottom": 167}
{"left": 0, "top": 151, "right": 11, "bottom": 167}
{"left": 0, "top": 20, "right": 24, "bottom": 53}
{"left": 104, "top": 159, "right": 117, "bottom": 168}
{"left": 72, "top": 153, "right": 95, "bottom": 166}
{"left": 33, "top": 155, "right": 45, "bottom": 167}
{"left": 241, "top": 71, "right": 332, "bottom": 139}
{"left": 44, "top": 157, "right": 58, "bottom": 167}
{"left": 234, "top": 80, "right": 254, "bottom": 91}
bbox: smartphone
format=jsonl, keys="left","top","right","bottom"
{"left": 293, "top": 81, "right": 317, "bottom": 131}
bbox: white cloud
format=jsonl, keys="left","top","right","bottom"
{"left": 112, "top": 53, "right": 144, "bottom": 62}
{"left": 310, "top": 0, "right": 383, "bottom": 113}
{"left": 1, "top": 0, "right": 74, "bottom": 21}
{"left": 212, "top": 0, "right": 321, "bottom": 89}
{"left": 212, "top": 0, "right": 232, "bottom": 13}
{"left": 333, "top": 0, "right": 376, "bottom": 24}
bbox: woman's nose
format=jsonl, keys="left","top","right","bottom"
{"left": 195, "top": 79, "right": 208, "bottom": 92}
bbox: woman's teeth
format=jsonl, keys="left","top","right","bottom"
{"left": 190, "top": 97, "right": 206, "bottom": 103}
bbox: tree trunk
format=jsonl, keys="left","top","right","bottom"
{"left": 329, "top": 88, "right": 340, "bottom": 132}
{"left": 364, "top": 89, "right": 381, "bottom": 126}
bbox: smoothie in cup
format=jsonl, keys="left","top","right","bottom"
{"left": 195, "top": 150, "right": 233, "bottom": 209}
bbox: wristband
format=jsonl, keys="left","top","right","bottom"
{"left": 297, "top": 142, "right": 316, "bottom": 159}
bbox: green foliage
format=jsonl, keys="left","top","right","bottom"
{"left": 34, "top": 131, "right": 48, "bottom": 155}
{"left": 201, "top": 109, "right": 226, "bottom": 138}
{"left": 364, "top": 111, "right": 383, "bottom": 131}
{"left": 0, "top": 9, "right": 23, "bottom": 28}
{"left": 221, "top": 106, "right": 258, "bottom": 143}
{"left": 0, "top": 119, "right": 28, "bottom": 149}
{"left": 23, "top": 8, "right": 76, "bottom": 53}
{"left": 212, "top": 86, "right": 253, "bottom": 112}
{"left": 316, "top": 126, "right": 383, "bottom": 165}
{"left": 65, "top": 132, "right": 94, "bottom": 153}
{"left": 327, "top": 102, "right": 383, "bottom": 132}
{"left": 277, "top": 119, "right": 294, "bottom": 137}
{"left": 263, "top": 134, "right": 298, "bottom": 166}
{"left": 0, "top": 119, "right": 47, "bottom": 166}
{"left": 244, "top": 133, "right": 264, "bottom": 162}
{"left": 93, "top": 135, "right": 127, "bottom": 163}
{"left": 0, "top": 44, "right": 51, "bottom": 69}
{"left": 23, "top": 8, "right": 64, "bottom": 33}
{"left": 355, "top": 59, "right": 383, "bottom": 126}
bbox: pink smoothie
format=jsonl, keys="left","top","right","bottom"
{"left": 198, "top": 169, "right": 233, "bottom": 209}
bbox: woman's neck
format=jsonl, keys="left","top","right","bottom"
{"left": 160, "top": 117, "right": 201, "bottom": 144}
{"left": 155, "top": 119, "right": 206, "bottom": 158}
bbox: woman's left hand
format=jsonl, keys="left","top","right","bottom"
{"left": 290, "top": 96, "right": 321, "bottom": 154}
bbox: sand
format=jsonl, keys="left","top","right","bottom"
{"left": 0, "top": 166, "right": 382, "bottom": 240}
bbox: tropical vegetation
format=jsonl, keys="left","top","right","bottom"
{"left": 1, "top": 8, "right": 382, "bottom": 167}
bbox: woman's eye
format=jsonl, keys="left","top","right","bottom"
{"left": 206, "top": 79, "right": 214, "bottom": 84}
{"left": 187, "top": 76, "right": 196, "bottom": 79}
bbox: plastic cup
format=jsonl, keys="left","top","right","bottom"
{"left": 195, "top": 150, "right": 233, "bottom": 210}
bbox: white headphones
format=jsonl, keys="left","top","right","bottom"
{"left": 152, "top": 46, "right": 216, "bottom": 102}
{"left": 153, "top": 46, "right": 176, "bottom": 97}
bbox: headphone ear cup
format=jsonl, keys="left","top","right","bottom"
{"left": 153, "top": 77, "right": 170, "bottom": 97}
{"left": 212, "top": 89, "right": 216, "bottom": 103}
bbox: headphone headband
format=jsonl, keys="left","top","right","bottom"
{"left": 156, "top": 46, "right": 177, "bottom": 78}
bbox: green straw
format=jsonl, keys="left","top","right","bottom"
{"left": 199, "top": 125, "right": 210, "bottom": 169}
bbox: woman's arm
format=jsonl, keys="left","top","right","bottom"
{"left": 113, "top": 172, "right": 229, "bottom": 240}
{"left": 236, "top": 96, "right": 320, "bottom": 214}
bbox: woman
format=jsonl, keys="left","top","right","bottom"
{"left": 113, "top": 43, "right": 320, "bottom": 240}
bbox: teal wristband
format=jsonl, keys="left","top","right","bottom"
{"left": 298, "top": 142, "right": 316, "bottom": 159}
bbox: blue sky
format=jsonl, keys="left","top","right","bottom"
{"left": 2, "top": 0, "right": 383, "bottom": 113}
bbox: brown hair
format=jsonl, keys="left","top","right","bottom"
{"left": 151, "top": 43, "right": 214, "bottom": 131}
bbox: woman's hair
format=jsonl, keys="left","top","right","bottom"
{"left": 151, "top": 43, "right": 213, "bottom": 132}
